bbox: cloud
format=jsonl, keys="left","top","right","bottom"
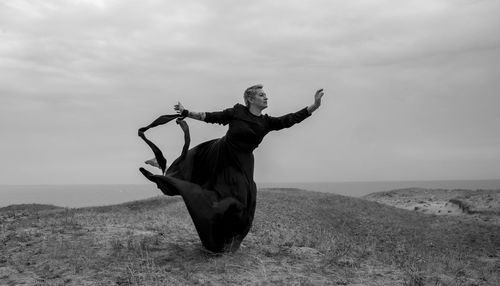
{"left": 1, "top": 0, "right": 500, "bottom": 183}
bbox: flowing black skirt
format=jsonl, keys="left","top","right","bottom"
{"left": 138, "top": 115, "right": 256, "bottom": 252}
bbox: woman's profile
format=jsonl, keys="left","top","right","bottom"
{"left": 138, "top": 85, "right": 324, "bottom": 253}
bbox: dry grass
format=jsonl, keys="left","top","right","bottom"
{"left": 1, "top": 189, "right": 499, "bottom": 285}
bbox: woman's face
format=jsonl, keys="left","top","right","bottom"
{"left": 250, "top": 89, "right": 268, "bottom": 110}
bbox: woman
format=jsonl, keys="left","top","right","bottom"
{"left": 139, "top": 85, "right": 324, "bottom": 253}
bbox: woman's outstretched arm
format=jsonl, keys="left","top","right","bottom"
{"left": 174, "top": 101, "right": 206, "bottom": 121}
{"left": 267, "top": 88, "right": 325, "bottom": 131}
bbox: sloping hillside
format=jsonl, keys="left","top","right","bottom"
{"left": 1, "top": 188, "right": 499, "bottom": 285}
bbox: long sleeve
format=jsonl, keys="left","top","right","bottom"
{"left": 266, "top": 107, "right": 311, "bottom": 131}
{"left": 204, "top": 107, "right": 235, "bottom": 125}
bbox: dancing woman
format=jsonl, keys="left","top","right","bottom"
{"left": 139, "top": 85, "right": 324, "bottom": 253}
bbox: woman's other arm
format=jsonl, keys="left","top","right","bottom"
{"left": 174, "top": 102, "right": 206, "bottom": 121}
{"left": 174, "top": 101, "right": 234, "bottom": 125}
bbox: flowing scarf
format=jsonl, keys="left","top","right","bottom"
{"left": 138, "top": 114, "right": 190, "bottom": 174}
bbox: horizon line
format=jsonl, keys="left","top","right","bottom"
{"left": 1, "top": 178, "right": 500, "bottom": 186}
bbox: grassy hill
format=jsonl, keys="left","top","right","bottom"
{"left": 1, "top": 188, "right": 499, "bottom": 285}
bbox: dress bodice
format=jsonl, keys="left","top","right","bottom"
{"left": 204, "top": 103, "right": 310, "bottom": 153}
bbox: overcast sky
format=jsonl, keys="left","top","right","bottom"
{"left": 1, "top": 0, "right": 499, "bottom": 185}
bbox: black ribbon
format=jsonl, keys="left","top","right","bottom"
{"left": 138, "top": 114, "right": 190, "bottom": 174}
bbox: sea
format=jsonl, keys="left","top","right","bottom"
{"left": 1, "top": 179, "right": 500, "bottom": 208}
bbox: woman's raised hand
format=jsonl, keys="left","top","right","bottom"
{"left": 174, "top": 101, "right": 185, "bottom": 114}
{"left": 314, "top": 89, "right": 324, "bottom": 107}
{"left": 307, "top": 89, "right": 324, "bottom": 114}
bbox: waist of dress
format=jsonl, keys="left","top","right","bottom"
{"left": 220, "top": 136, "right": 257, "bottom": 154}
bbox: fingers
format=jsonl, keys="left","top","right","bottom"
{"left": 315, "top": 89, "right": 324, "bottom": 99}
{"left": 314, "top": 89, "right": 324, "bottom": 106}
{"left": 174, "top": 101, "right": 183, "bottom": 113}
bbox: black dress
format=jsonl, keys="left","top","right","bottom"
{"left": 139, "top": 103, "right": 311, "bottom": 252}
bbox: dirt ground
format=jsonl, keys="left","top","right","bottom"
{"left": 1, "top": 188, "right": 499, "bottom": 285}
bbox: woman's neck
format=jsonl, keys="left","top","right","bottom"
{"left": 247, "top": 105, "right": 262, "bottom": 116}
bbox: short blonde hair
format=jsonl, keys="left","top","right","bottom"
{"left": 243, "top": 84, "right": 263, "bottom": 106}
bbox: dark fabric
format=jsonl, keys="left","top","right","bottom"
{"left": 139, "top": 103, "right": 310, "bottom": 252}
{"left": 139, "top": 114, "right": 182, "bottom": 133}
{"left": 138, "top": 114, "right": 189, "bottom": 174}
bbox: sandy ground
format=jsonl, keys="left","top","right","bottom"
{"left": 363, "top": 188, "right": 500, "bottom": 225}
